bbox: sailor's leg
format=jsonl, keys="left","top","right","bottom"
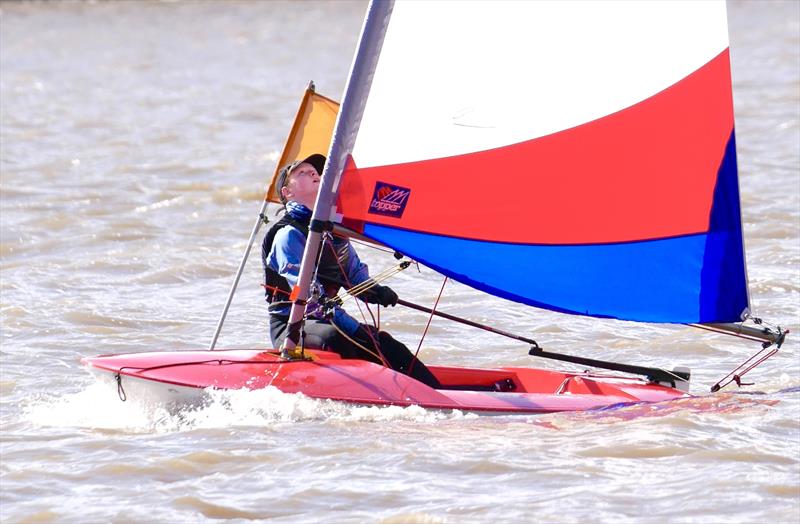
{"left": 269, "top": 314, "right": 288, "bottom": 348}
{"left": 301, "top": 320, "right": 361, "bottom": 358}
{"left": 270, "top": 317, "right": 440, "bottom": 387}
{"left": 369, "top": 330, "right": 442, "bottom": 389}
{"left": 270, "top": 316, "right": 341, "bottom": 353}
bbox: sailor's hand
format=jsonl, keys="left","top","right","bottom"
{"left": 373, "top": 285, "right": 398, "bottom": 307}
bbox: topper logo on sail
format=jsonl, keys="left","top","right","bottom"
{"left": 368, "top": 182, "right": 410, "bottom": 218}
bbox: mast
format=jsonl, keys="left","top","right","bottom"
{"left": 280, "top": 0, "right": 395, "bottom": 356}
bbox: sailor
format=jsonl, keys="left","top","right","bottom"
{"left": 261, "top": 154, "right": 442, "bottom": 389}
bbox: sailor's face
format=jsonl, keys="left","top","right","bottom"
{"left": 283, "top": 162, "right": 320, "bottom": 204}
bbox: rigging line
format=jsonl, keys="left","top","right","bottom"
{"left": 336, "top": 264, "right": 408, "bottom": 305}
{"left": 346, "top": 267, "right": 399, "bottom": 294}
{"left": 408, "top": 277, "right": 448, "bottom": 377}
{"left": 322, "top": 232, "right": 385, "bottom": 365}
{"left": 115, "top": 373, "right": 126, "bottom": 402}
{"left": 710, "top": 346, "right": 779, "bottom": 392}
{"left": 328, "top": 321, "right": 386, "bottom": 366}
{"left": 113, "top": 356, "right": 311, "bottom": 401}
{"left": 343, "top": 261, "right": 407, "bottom": 295}
{"left": 115, "top": 357, "right": 307, "bottom": 375}
{"left": 310, "top": 229, "right": 327, "bottom": 295}
{"left": 309, "top": 230, "right": 332, "bottom": 320}
{"left": 282, "top": 229, "right": 330, "bottom": 360}
{"left": 348, "top": 237, "right": 396, "bottom": 255}
{"left": 347, "top": 262, "right": 410, "bottom": 295}
{"left": 322, "top": 231, "right": 378, "bottom": 328}
{"left": 395, "top": 298, "right": 539, "bottom": 346}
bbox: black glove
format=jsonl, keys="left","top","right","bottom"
{"left": 368, "top": 284, "right": 398, "bottom": 307}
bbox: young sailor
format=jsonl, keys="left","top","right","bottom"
{"left": 261, "top": 154, "right": 442, "bottom": 389}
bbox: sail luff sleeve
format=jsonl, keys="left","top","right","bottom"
{"left": 282, "top": 0, "right": 395, "bottom": 350}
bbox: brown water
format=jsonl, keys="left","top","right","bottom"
{"left": 1, "top": 1, "right": 798, "bottom": 523}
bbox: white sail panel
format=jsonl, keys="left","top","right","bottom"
{"left": 351, "top": 0, "right": 730, "bottom": 168}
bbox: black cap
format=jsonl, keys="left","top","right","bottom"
{"left": 276, "top": 153, "right": 326, "bottom": 204}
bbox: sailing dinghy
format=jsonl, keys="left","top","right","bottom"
{"left": 83, "top": 0, "right": 786, "bottom": 415}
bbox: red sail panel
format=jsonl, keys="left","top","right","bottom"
{"left": 337, "top": 50, "right": 734, "bottom": 245}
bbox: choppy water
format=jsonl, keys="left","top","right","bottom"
{"left": 1, "top": 1, "right": 798, "bottom": 523}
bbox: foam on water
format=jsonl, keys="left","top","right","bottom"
{"left": 23, "top": 370, "right": 794, "bottom": 438}
{"left": 22, "top": 382, "right": 165, "bottom": 433}
{"left": 22, "top": 381, "right": 475, "bottom": 435}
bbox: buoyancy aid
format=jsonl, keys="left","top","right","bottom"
{"left": 260, "top": 213, "right": 352, "bottom": 303}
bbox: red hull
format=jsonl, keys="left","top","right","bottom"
{"left": 82, "top": 349, "right": 688, "bottom": 414}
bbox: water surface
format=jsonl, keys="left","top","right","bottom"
{"left": 1, "top": 1, "right": 798, "bottom": 523}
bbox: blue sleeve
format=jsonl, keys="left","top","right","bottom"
{"left": 333, "top": 243, "right": 368, "bottom": 335}
{"left": 332, "top": 308, "right": 360, "bottom": 336}
{"left": 331, "top": 244, "right": 370, "bottom": 335}
{"left": 268, "top": 226, "right": 305, "bottom": 288}
{"left": 345, "top": 243, "right": 371, "bottom": 286}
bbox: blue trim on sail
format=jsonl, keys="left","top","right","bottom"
{"left": 364, "top": 224, "right": 744, "bottom": 324}
{"left": 700, "top": 131, "right": 749, "bottom": 320}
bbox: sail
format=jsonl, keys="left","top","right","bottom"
{"left": 266, "top": 86, "right": 340, "bottom": 203}
{"left": 332, "top": 0, "right": 749, "bottom": 324}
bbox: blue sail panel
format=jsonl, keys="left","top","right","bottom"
{"left": 700, "top": 132, "right": 749, "bottom": 320}
{"left": 365, "top": 224, "right": 748, "bottom": 324}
